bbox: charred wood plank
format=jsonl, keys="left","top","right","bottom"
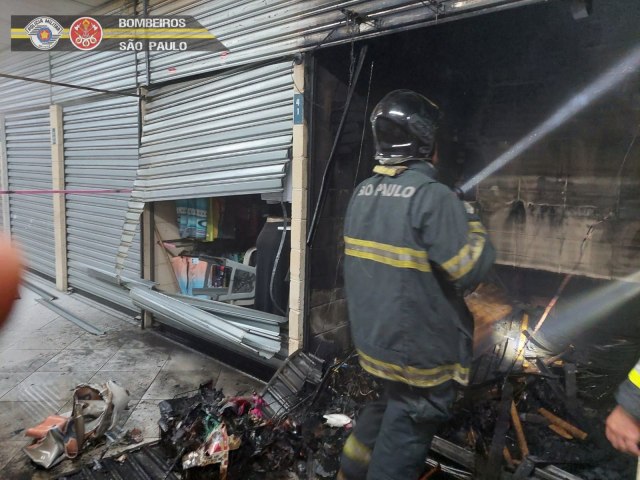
{"left": 535, "top": 357, "right": 566, "bottom": 400}
{"left": 483, "top": 382, "right": 513, "bottom": 479}
{"left": 511, "top": 401, "right": 530, "bottom": 458}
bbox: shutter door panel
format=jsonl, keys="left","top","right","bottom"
{"left": 64, "top": 97, "right": 141, "bottom": 310}
{"left": 139, "top": 61, "right": 293, "bottom": 201}
{"left": 142, "top": 0, "right": 547, "bottom": 83}
{"left": 6, "top": 110, "right": 56, "bottom": 278}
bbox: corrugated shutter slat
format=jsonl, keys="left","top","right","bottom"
{"left": 64, "top": 97, "right": 141, "bottom": 310}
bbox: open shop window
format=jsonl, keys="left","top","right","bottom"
{"left": 153, "top": 194, "right": 291, "bottom": 316}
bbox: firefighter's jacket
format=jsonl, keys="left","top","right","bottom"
{"left": 616, "top": 358, "right": 640, "bottom": 419}
{"left": 343, "top": 161, "right": 495, "bottom": 388}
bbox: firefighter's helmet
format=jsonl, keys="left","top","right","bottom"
{"left": 370, "top": 89, "right": 440, "bottom": 165}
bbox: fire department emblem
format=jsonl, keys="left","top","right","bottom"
{"left": 70, "top": 17, "right": 103, "bottom": 51}
{"left": 24, "top": 17, "right": 63, "bottom": 51}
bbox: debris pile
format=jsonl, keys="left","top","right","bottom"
{"left": 154, "top": 350, "right": 379, "bottom": 479}
{"left": 56, "top": 284, "right": 640, "bottom": 479}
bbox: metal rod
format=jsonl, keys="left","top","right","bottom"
{"left": 21, "top": 276, "right": 57, "bottom": 301}
{"left": 0, "top": 73, "right": 141, "bottom": 98}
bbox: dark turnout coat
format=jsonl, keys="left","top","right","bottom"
{"left": 617, "top": 359, "right": 640, "bottom": 420}
{"left": 343, "top": 161, "right": 495, "bottom": 388}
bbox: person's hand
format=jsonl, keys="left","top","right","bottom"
{"left": 606, "top": 405, "right": 640, "bottom": 456}
{"left": 0, "top": 235, "right": 21, "bottom": 330}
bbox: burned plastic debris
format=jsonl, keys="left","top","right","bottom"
{"left": 150, "top": 350, "right": 383, "bottom": 479}
{"left": 23, "top": 380, "right": 131, "bottom": 470}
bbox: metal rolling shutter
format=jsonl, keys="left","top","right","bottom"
{"left": 143, "top": 0, "right": 547, "bottom": 83}
{"left": 4, "top": 110, "right": 56, "bottom": 278}
{"left": 63, "top": 97, "right": 141, "bottom": 310}
{"left": 0, "top": 52, "right": 50, "bottom": 112}
{"left": 139, "top": 60, "right": 293, "bottom": 201}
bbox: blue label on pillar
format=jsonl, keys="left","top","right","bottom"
{"left": 293, "top": 93, "right": 303, "bottom": 125}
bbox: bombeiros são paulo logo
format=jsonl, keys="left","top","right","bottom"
{"left": 12, "top": 15, "right": 226, "bottom": 53}
{"left": 69, "top": 17, "right": 103, "bottom": 51}
{"left": 24, "top": 16, "right": 63, "bottom": 50}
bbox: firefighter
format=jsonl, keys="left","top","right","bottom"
{"left": 606, "top": 360, "right": 640, "bottom": 455}
{"left": 339, "top": 90, "right": 496, "bottom": 479}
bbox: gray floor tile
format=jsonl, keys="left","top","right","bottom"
{"left": 0, "top": 349, "right": 59, "bottom": 373}
{"left": 2, "top": 330, "right": 83, "bottom": 351}
{"left": 215, "top": 367, "right": 265, "bottom": 396}
{"left": 0, "top": 372, "right": 33, "bottom": 398}
{"left": 0, "top": 400, "right": 65, "bottom": 441}
{"left": 89, "top": 370, "right": 162, "bottom": 400}
{"left": 66, "top": 331, "right": 129, "bottom": 351}
{"left": 142, "top": 369, "right": 219, "bottom": 400}
{"left": 122, "top": 399, "right": 162, "bottom": 440}
{"left": 0, "top": 441, "right": 24, "bottom": 472}
{"left": 163, "top": 348, "right": 225, "bottom": 373}
{"left": 0, "top": 331, "right": 29, "bottom": 352}
{"left": 4, "top": 303, "right": 61, "bottom": 333}
{"left": 120, "top": 331, "right": 180, "bottom": 352}
{"left": 37, "top": 348, "right": 117, "bottom": 373}
{"left": 1, "top": 371, "right": 95, "bottom": 402}
{"left": 37, "top": 317, "right": 88, "bottom": 337}
{"left": 100, "top": 348, "right": 169, "bottom": 371}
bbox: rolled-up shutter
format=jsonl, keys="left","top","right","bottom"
{"left": 138, "top": 61, "right": 293, "bottom": 201}
{"left": 63, "top": 97, "right": 141, "bottom": 310}
{"left": 144, "top": 0, "right": 548, "bottom": 83}
{"left": 5, "top": 110, "right": 56, "bottom": 278}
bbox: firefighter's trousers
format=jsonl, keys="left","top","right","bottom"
{"left": 339, "top": 380, "right": 456, "bottom": 480}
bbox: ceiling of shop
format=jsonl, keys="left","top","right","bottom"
{"left": 0, "top": 0, "right": 107, "bottom": 53}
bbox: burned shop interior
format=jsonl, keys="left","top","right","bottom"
{"left": 25, "top": 1, "right": 640, "bottom": 479}
{"left": 303, "top": 0, "right": 640, "bottom": 478}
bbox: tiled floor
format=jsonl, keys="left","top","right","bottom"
{"left": 0, "top": 280, "right": 264, "bottom": 479}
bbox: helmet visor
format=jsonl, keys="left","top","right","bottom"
{"left": 373, "top": 117, "right": 416, "bottom": 162}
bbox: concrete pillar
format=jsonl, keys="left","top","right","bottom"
{"left": 288, "top": 58, "right": 309, "bottom": 353}
{"left": 50, "top": 105, "right": 68, "bottom": 291}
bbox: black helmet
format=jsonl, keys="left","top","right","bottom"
{"left": 370, "top": 89, "right": 440, "bottom": 165}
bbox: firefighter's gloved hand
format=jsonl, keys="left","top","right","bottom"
{"left": 463, "top": 201, "right": 475, "bottom": 215}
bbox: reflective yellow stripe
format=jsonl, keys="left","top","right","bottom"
{"left": 342, "top": 434, "right": 371, "bottom": 465}
{"left": 629, "top": 368, "right": 640, "bottom": 389}
{"left": 468, "top": 221, "right": 486, "bottom": 234}
{"left": 358, "top": 350, "right": 469, "bottom": 387}
{"left": 345, "top": 249, "right": 431, "bottom": 272}
{"left": 344, "top": 236, "right": 431, "bottom": 272}
{"left": 345, "top": 236, "right": 427, "bottom": 258}
{"left": 440, "top": 222, "right": 487, "bottom": 281}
